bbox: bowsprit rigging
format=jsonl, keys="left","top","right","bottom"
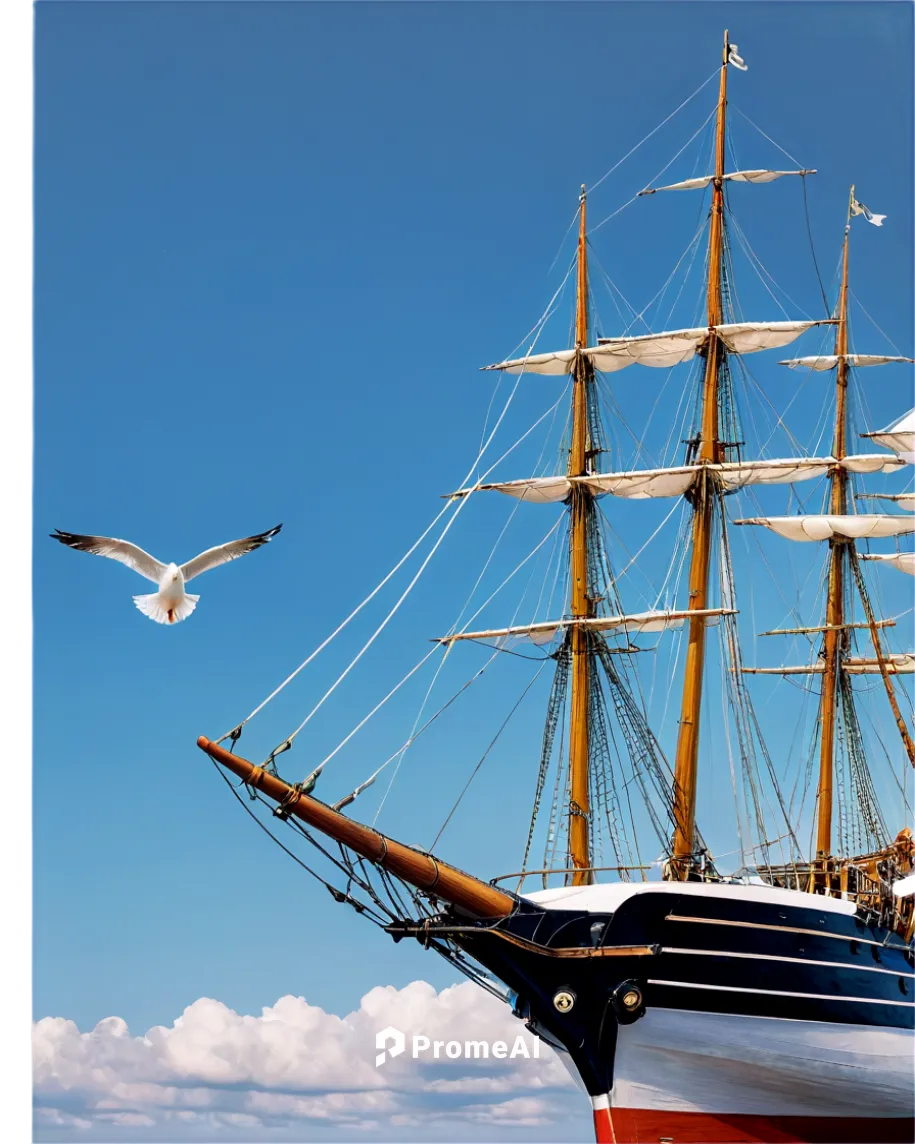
{"left": 197, "top": 29, "right": 914, "bottom": 1144}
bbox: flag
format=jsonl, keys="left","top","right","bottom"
{"left": 728, "top": 43, "right": 748, "bottom": 71}
{"left": 851, "top": 197, "right": 886, "bottom": 227}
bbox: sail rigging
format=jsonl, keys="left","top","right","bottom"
{"left": 482, "top": 320, "right": 833, "bottom": 375}
{"left": 189, "top": 33, "right": 914, "bottom": 1144}
{"left": 195, "top": 32, "right": 914, "bottom": 1022}
{"left": 450, "top": 454, "right": 905, "bottom": 503}
{"left": 638, "top": 169, "right": 815, "bottom": 194}
{"left": 740, "top": 186, "right": 915, "bottom": 800}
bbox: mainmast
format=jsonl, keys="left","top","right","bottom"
{"left": 814, "top": 198, "right": 852, "bottom": 857}
{"left": 568, "top": 186, "right": 594, "bottom": 885}
{"left": 669, "top": 31, "right": 730, "bottom": 876}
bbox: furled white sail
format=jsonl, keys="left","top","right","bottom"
{"left": 844, "top": 654, "right": 914, "bottom": 675}
{"left": 584, "top": 467, "right": 696, "bottom": 498}
{"left": 452, "top": 476, "right": 572, "bottom": 505}
{"left": 639, "top": 169, "right": 814, "bottom": 195}
{"left": 588, "top": 328, "right": 708, "bottom": 371}
{"left": 585, "top": 458, "right": 837, "bottom": 497}
{"left": 734, "top": 515, "right": 915, "bottom": 542}
{"left": 840, "top": 453, "right": 907, "bottom": 474}
{"left": 715, "top": 322, "right": 831, "bottom": 355}
{"left": 862, "top": 409, "right": 915, "bottom": 463}
{"left": 779, "top": 354, "right": 914, "bottom": 371}
{"left": 480, "top": 348, "right": 577, "bottom": 376}
{"left": 859, "top": 493, "right": 915, "bottom": 512}
{"left": 451, "top": 456, "right": 898, "bottom": 504}
{"left": 859, "top": 552, "right": 915, "bottom": 576}
{"left": 592, "top": 320, "right": 830, "bottom": 366}
{"left": 745, "top": 654, "right": 915, "bottom": 676}
{"left": 436, "top": 608, "right": 734, "bottom": 647}
{"left": 483, "top": 321, "right": 832, "bottom": 376}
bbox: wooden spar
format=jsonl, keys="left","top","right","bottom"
{"left": 760, "top": 620, "right": 896, "bottom": 637}
{"left": 568, "top": 185, "right": 594, "bottom": 885}
{"left": 815, "top": 212, "right": 851, "bottom": 857}
{"left": 197, "top": 736, "right": 515, "bottom": 919}
{"left": 669, "top": 31, "right": 729, "bottom": 875}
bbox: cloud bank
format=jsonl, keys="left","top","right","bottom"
{"left": 34, "top": 980, "right": 587, "bottom": 1141}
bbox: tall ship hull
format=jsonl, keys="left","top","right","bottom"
{"left": 196, "top": 27, "right": 914, "bottom": 1144}
{"left": 447, "top": 882, "right": 914, "bottom": 1143}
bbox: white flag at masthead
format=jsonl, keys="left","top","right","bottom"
{"left": 850, "top": 197, "right": 886, "bottom": 226}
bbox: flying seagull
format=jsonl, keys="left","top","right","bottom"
{"left": 50, "top": 524, "right": 283, "bottom": 624}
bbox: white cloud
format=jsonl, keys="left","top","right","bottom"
{"left": 34, "top": 980, "right": 583, "bottom": 1141}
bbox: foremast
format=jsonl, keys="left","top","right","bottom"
{"left": 568, "top": 186, "right": 595, "bottom": 885}
{"left": 669, "top": 31, "right": 730, "bottom": 877}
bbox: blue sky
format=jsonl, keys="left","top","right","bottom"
{"left": 31, "top": 2, "right": 912, "bottom": 1138}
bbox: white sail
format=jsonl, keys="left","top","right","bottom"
{"left": 586, "top": 458, "right": 839, "bottom": 497}
{"left": 859, "top": 552, "right": 915, "bottom": 576}
{"left": 592, "top": 320, "right": 830, "bottom": 366}
{"left": 451, "top": 476, "right": 572, "bottom": 504}
{"left": 858, "top": 493, "right": 915, "bottom": 512}
{"left": 779, "top": 354, "right": 914, "bottom": 371}
{"left": 480, "top": 348, "right": 577, "bottom": 376}
{"left": 588, "top": 328, "right": 708, "bottom": 371}
{"left": 844, "top": 654, "right": 914, "bottom": 675}
{"left": 840, "top": 453, "right": 908, "bottom": 474}
{"left": 639, "top": 169, "right": 814, "bottom": 195}
{"left": 715, "top": 321, "right": 832, "bottom": 355}
{"left": 436, "top": 609, "right": 734, "bottom": 647}
{"left": 734, "top": 515, "right": 915, "bottom": 542}
{"left": 452, "top": 456, "right": 895, "bottom": 504}
{"left": 745, "top": 654, "right": 915, "bottom": 676}
{"left": 484, "top": 321, "right": 833, "bottom": 376}
{"left": 584, "top": 467, "right": 697, "bottom": 498}
{"left": 862, "top": 408, "right": 915, "bottom": 463}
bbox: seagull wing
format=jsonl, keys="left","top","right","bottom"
{"left": 50, "top": 530, "right": 166, "bottom": 583}
{"left": 180, "top": 524, "right": 283, "bottom": 583}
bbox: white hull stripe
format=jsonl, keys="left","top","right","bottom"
{"left": 648, "top": 978, "right": 915, "bottom": 1005}
{"left": 666, "top": 911, "right": 911, "bottom": 952}
{"left": 610, "top": 1007, "right": 914, "bottom": 1117}
{"left": 661, "top": 945, "right": 915, "bottom": 978}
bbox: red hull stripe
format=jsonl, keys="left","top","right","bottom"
{"left": 593, "top": 1106, "right": 914, "bottom": 1143}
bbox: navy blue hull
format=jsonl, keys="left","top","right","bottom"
{"left": 447, "top": 885, "right": 914, "bottom": 1098}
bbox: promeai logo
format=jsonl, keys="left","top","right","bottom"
{"left": 374, "top": 1025, "right": 539, "bottom": 1066}
{"left": 375, "top": 1025, "right": 406, "bottom": 1068}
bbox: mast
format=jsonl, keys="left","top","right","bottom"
{"left": 568, "top": 185, "right": 594, "bottom": 885}
{"left": 840, "top": 188, "right": 915, "bottom": 770}
{"left": 669, "top": 31, "right": 730, "bottom": 876}
{"left": 816, "top": 189, "right": 915, "bottom": 855}
{"left": 815, "top": 197, "right": 852, "bottom": 857}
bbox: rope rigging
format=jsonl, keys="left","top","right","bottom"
{"left": 201, "top": 48, "right": 911, "bottom": 944}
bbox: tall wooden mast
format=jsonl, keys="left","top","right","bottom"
{"left": 568, "top": 185, "right": 594, "bottom": 885}
{"left": 669, "top": 31, "right": 730, "bottom": 876}
{"left": 814, "top": 194, "right": 852, "bottom": 857}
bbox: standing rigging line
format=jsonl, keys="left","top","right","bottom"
{"left": 849, "top": 547, "right": 915, "bottom": 767}
{"left": 588, "top": 67, "right": 720, "bottom": 195}
{"left": 669, "top": 30, "right": 731, "bottom": 879}
{"left": 727, "top": 103, "right": 829, "bottom": 315}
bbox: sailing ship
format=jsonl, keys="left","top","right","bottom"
{"left": 197, "top": 33, "right": 914, "bottom": 1144}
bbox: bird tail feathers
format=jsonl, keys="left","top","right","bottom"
{"left": 133, "top": 593, "right": 200, "bottom": 625}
